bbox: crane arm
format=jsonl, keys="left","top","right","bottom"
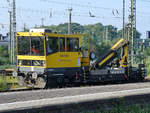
{"left": 90, "top": 38, "right": 129, "bottom": 70}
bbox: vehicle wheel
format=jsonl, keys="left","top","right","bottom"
{"left": 18, "top": 76, "right": 25, "bottom": 87}
{"left": 35, "top": 77, "right": 47, "bottom": 89}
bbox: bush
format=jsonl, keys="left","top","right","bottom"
{"left": 0, "top": 46, "right": 10, "bottom": 65}
{"left": 0, "top": 81, "right": 9, "bottom": 91}
{"left": 0, "top": 75, "right": 11, "bottom": 91}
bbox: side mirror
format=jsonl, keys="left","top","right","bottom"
{"left": 90, "top": 52, "right": 96, "bottom": 60}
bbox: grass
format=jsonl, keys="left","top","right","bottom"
{"left": 0, "top": 76, "right": 9, "bottom": 91}
{"left": 0, "top": 64, "right": 19, "bottom": 91}
{"left": 0, "top": 75, "right": 18, "bottom": 91}
{"left": 0, "top": 83, "right": 9, "bottom": 91}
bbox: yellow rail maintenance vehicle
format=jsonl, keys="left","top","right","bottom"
{"left": 16, "top": 29, "right": 146, "bottom": 88}
{"left": 16, "top": 29, "right": 86, "bottom": 88}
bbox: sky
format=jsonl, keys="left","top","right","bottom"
{"left": 0, "top": 0, "right": 150, "bottom": 39}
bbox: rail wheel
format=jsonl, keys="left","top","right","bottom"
{"left": 18, "top": 76, "right": 26, "bottom": 87}
{"left": 35, "top": 77, "right": 47, "bottom": 89}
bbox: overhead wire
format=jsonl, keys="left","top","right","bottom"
{"left": 40, "top": 0, "right": 113, "bottom": 11}
{"left": 0, "top": 0, "right": 150, "bottom": 34}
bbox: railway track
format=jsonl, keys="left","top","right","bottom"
{"left": 1, "top": 79, "right": 150, "bottom": 104}
{"left": 0, "top": 76, "right": 150, "bottom": 93}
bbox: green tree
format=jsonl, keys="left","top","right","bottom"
{"left": 145, "top": 47, "right": 150, "bottom": 56}
{"left": 0, "top": 46, "right": 9, "bottom": 65}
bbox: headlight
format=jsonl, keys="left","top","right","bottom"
{"left": 32, "top": 73, "right": 38, "bottom": 79}
{"left": 12, "top": 71, "right": 18, "bottom": 77}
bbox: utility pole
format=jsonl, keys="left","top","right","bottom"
{"left": 23, "top": 23, "right": 26, "bottom": 31}
{"left": 68, "top": 8, "right": 72, "bottom": 34}
{"left": 8, "top": 11, "right": 12, "bottom": 63}
{"left": 128, "top": 0, "right": 136, "bottom": 66}
{"left": 123, "top": 0, "right": 125, "bottom": 39}
{"left": 12, "top": 0, "right": 16, "bottom": 65}
{"left": 41, "top": 18, "right": 44, "bottom": 27}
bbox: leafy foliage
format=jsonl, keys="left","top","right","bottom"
{"left": 0, "top": 46, "right": 9, "bottom": 65}
{"left": 145, "top": 47, "right": 150, "bottom": 56}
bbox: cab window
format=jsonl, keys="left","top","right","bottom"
{"left": 66, "top": 38, "right": 73, "bottom": 51}
{"left": 17, "top": 36, "right": 44, "bottom": 56}
{"left": 31, "top": 37, "right": 44, "bottom": 56}
{"left": 66, "top": 38, "right": 79, "bottom": 52}
{"left": 59, "top": 38, "right": 65, "bottom": 52}
{"left": 46, "top": 37, "right": 58, "bottom": 55}
{"left": 73, "top": 38, "right": 79, "bottom": 51}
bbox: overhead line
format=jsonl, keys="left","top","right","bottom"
{"left": 138, "top": 0, "right": 150, "bottom": 2}
{"left": 40, "top": 0, "right": 113, "bottom": 11}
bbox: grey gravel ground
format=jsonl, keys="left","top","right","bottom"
{"left": 1, "top": 81, "right": 150, "bottom": 104}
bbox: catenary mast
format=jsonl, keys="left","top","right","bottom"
{"left": 128, "top": 0, "right": 136, "bottom": 66}
{"left": 11, "top": 0, "right": 16, "bottom": 64}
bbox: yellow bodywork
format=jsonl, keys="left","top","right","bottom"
{"left": 112, "top": 38, "right": 129, "bottom": 68}
{"left": 98, "top": 52, "right": 115, "bottom": 67}
{"left": 111, "top": 38, "right": 128, "bottom": 50}
{"left": 46, "top": 52, "right": 81, "bottom": 68}
{"left": 16, "top": 32, "right": 44, "bottom": 37}
{"left": 17, "top": 55, "right": 46, "bottom": 60}
{"left": 17, "top": 32, "right": 83, "bottom": 69}
{"left": 81, "top": 57, "right": 90, "bottom": 66}
{"left": 119, "top": 44, "right": 128, "bottom": 68}
{"left": 92, "top": 38, "right": 129, "bottom": 69}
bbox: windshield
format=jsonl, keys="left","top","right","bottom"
{"left": 17, "top": 36, "right": 44, "bottom": 56}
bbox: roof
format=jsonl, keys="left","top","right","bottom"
{"left": 16, "top": 32, "right": 81, "bottom": 38}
